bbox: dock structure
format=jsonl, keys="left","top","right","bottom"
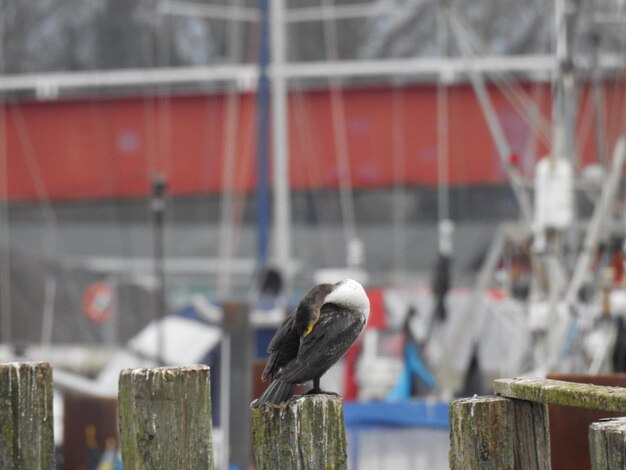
{"left": 450, "top": 377, "right": 626, "bottom": 469}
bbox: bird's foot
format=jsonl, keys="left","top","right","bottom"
{"left": 304, "top": 387, "right": 340, "bottom": 397}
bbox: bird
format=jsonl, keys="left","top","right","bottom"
{"left": 253, "top": 278, "right": 370, "bottom": 406}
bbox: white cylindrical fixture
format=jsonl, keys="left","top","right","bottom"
{"left": 534, "top": 157, "right": 574, "bottom": 231}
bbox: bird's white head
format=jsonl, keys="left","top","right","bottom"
{"left": 323, "top": 279, "right": 370, "bottom": 323}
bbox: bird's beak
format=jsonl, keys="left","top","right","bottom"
{"left": 303, "top": 319, "right": 317, "bottom": 336}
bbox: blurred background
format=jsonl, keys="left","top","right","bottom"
{"left": 2, "top": 0, "right": 626, "bottom": 469}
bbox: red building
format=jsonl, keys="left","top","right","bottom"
{"left": 4, "top": 80, "right": 624, "bottom": 203}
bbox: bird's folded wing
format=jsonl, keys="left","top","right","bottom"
{"left": 278, "top": 311, "right": 364, "bottom": 383}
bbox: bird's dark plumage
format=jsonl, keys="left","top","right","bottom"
{"left": 254, "top": 279, "right": 370, "bottom": 406}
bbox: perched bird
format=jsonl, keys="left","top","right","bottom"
{"left": 254, "top": 279, "right": 370, "bottom": 406}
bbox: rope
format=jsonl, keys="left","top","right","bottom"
{"left": 0, "top": 0, "right": 10, "bottom": 342}
{"left": 217, "top": 1, "right": 245, "bottom": 299}
{"left": 391, "top": 84, "right": 408, "bottom": 273}
{"left": 437, "top": 7, "right": 450, "bottom": 226}
{"left": 321, "top": 0, "right": 358, "bottom": 252}
{"left": 8, "top": 103, "right": 58, "bottom": 255}
{"left": 291, "top": 83, "right": 336, "bottom": 268}
{"left": 450, "top": 5, "right": 552, "bottom": 148}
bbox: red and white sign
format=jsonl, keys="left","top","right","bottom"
{"left": 82, "top": 282, "right": 113, "bottom": 324}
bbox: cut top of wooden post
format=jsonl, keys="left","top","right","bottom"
{"left": 494, "top": 377, "right": 626, "bottom": 412}
{"left": 118, "top": 365, "right": 213, "bottom": 470}
{"left": 0, "top": 362, "right": 55, "bottom": 470}
{"left": 251, "top": 394, "right": 348, "bottom": 470}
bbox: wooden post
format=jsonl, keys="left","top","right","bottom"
{"left": 449, "top": 396, "right": 550, "bottom": 470}
{"left": 589, "top": 417, "right": 626, "bottom": 469}
{"left": 251, "top": 394, "right": 348, "bottom": 470}
{"left": 118, "top": 365, "right": 214, "bottom": 469}
{"left": 0, "top": 362, "right": 55, "bottom": 470}
{"left": 222, "top": 301, "right": 252, "bottom": 470}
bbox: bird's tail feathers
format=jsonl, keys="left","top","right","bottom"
{"left": 254, "top": 380, "right": 295, "bottom": 406}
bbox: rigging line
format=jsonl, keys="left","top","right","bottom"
{"left": 6, "top": 99, "right": 86, "bottom": 345}
{"left": 452, "top": 8, "right": 553, "bottom": 147}
{"left": 520, "top": 5, "right": 556, "bottom": 171}
{"left": 604, "top": 73, "right": 623, "bottom": 157}
{"left": 88, "top": 100, "right": 136, "bottom": 292}
{"left": 242, "top": 97, "right": 270, "bottom": 298}
{"left": 607, "top": 71, "right": 626, "bottom": 157}
{"left": 233, "top": 93, "right": 260, "bottom": 248}
{"left": 0, "top": 0, "right": 10, "bottom": 344}
{"left": 437, "top": 6, "right": 450, "bottom": 225}
{"left": 223, "top": 25, "right": 261, "bottom": 300}
{"left": 8, "top": 102, "right": 58, "bottom": 257}
{"left": 523, "top": 83, "right": 550, "bottom": 174}
{"left": 140, "top": 5, "right": 159, "bottom": 177}
{"left": 217, "top": 0, "right": 245, "bottom": 299}
{"left": 447, "top": 8, "right": 533, "bottom": 225}
{"left": 291, "top": 81, "right": 336, "bottom": 268}
{"left": 606, "top": 2, "right": 626, "bottom": 156}
{"left": 576, "top": 82, "right": 598, "bottom": 169}
{"left": 494, "top": 79, "right": 552, "bottom": 148}
{"left": 81, "top": 100, "right": 132, "bottom": 348}
{"left": 590, "top": 33, "right": 608, "bottom": 166}
{"left": 157, "top": 9, "right": 174, "bottom": 180}
{"left": 391, "top": 83, "right": 407, "bottom": 274}
{"left": 437, "top": 80, "right": 450, "bottom": 219}
{"left": 448, "top": 2, "right": 553, "bottom": 143}
{"left": 321, "top": 0, "right": 358, "bottom": 248}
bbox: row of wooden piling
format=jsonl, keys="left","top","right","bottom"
{"left": 7, "top": 361, "right": 626, "bottom": 469}
{"left": 0, "top": 361, "right": 347, "bottom": 470}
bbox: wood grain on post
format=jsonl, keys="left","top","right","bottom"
{"left": 494, "top": 377, "right": 626, "bottom": 412}
{"left": 251, "top": 394, "right": 348, "bottom": 470}
{"left": 0, "top": 362, "right": 55, "bottom": 470}
{"left": 589, "top": 417, "right": 626, "bottom": 470}
{"left": 449, "top": 396, "right": 551, "bottom": 470}
{"left": 118, "top": 365, "right": 213, "bottom": 470}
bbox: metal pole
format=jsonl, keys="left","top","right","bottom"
{"left": 564, "top": 136, "right": 626, "bottom": 308}
{"left": 553, "top": 0, "right": 579, "bottom": 167}
{"left": 0, "top": 0, "right": 10, "bottom": 345}
{"left": 151, "top": 175, "right": 167, "bottom": 366}
{"left": 219, "top": 333, "right": 231, "bottom": 470}
{"left": 4, "top": 54, "right": 626, "bottom": 94}
{"left": 591, "top": 33, "right": 608, "bottom": 166}
{"left": 269, "top": 0, "right": 291, "bottom": 280}
{"left": 437, "top": 6, "right": 450, "bottom": 231}
{"left": 256, "top": 0, "right": 270, "bottom": 268}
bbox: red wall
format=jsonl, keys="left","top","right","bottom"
{"left": 3, "top": 81, "right": 623, "bottom": 202}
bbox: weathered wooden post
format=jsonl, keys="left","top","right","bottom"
{"left": 589, "top": 417, "right": 626, "bottom": 470}
{"left": 449, "top": 395, "right": 550, "bottom": 470}
{"left": 118, "top": 365, "right": 214, "bottom": 469}
{"left": 251, "top": 394, "right": 348, "bottom": 470}
{"left": 0, "top": 362, "right": 55, "bottom": 470}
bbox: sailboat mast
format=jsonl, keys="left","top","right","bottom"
{"left": 256, "top": 0, "right": 270, "bottom": 268}
{"left": 269, "top": 0, "right": 291, "bottom": 281}
{"left": 553, "top": 0, "right": 578, "bottom": 168}
{"left": 0, "top": 0, "right": 10, "bottom": 345}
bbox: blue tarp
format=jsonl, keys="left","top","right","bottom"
{"left": 343, "top": 399, "right": 449, "bottom": 430}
